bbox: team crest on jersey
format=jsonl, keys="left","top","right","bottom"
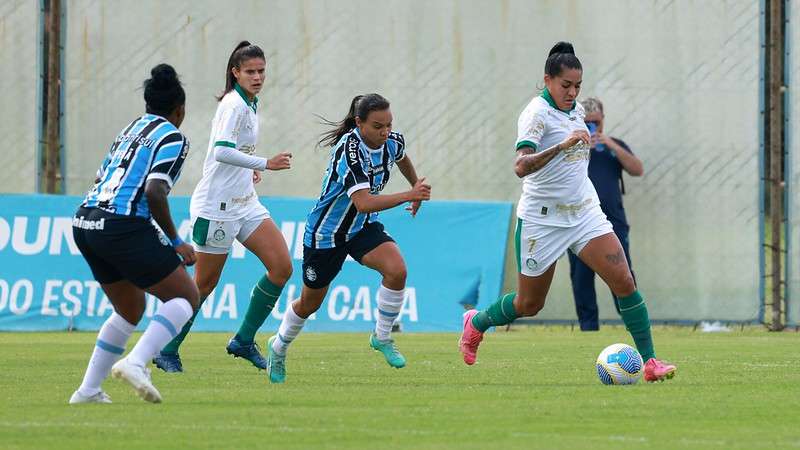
{"left": 213, "top": 228, "right": 226, "bottom": 242}
{"left": 526, "top": 258, "right": 538, "bottom": 270}
{"left": 305, "top": 266, "right": 317, "bottom": 282}
{"left": 531, "top": 119, "right": 545, "bottom": 142}
{"left": 231, "top": 112, "right": 246, "bottom": 139}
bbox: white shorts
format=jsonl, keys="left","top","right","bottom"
{"left": 191, "top": 204, "right": 270, "bottom": 255}
{"left": 516, "top": 208, "right": 614, "bottom": 277}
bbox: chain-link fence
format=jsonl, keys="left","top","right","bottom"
{"left": 5, "top": 0, "right": 764, "bottom": 322}
{"left": 0, "top": 1, "right": 39, "bottom": 193}
{"left": 504, "top": 1, "right": 762, "bottom": 322}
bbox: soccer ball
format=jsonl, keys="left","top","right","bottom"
{"left": 596, "top": 343, "right": 643, "bottom": 385}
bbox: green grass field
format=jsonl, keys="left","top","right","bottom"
{"left": 1, "top": 327, "right": 798, "bottom": 450}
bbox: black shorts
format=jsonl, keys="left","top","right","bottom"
{"left": 72, "top": 207, "right": 181, "bottom": 289}
{"left": 302, "top": 221, "right": 395, "bottom": 289}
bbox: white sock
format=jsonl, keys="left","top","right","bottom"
{"left": 272, "top": 301, "right": 306, "bottom": 355}
{"left": 375, "top": 285, "right": 405, "bottom": 341}
{"left": 127, "top": 298, "right": 193, "bottom": 367}
{"left": 78, "top": 312, "right": 136, "bottom": 396}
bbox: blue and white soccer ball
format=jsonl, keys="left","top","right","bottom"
{"left": 596, "top": 343, "right": 644, "bottom": 385}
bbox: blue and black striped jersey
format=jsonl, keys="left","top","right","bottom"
{"left": 304, "top": 128, "right": 406, "bottom": 249}
{"left": 82, "top": 114, "right": 189, "bottom": 218}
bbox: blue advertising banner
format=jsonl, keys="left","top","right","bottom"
{"left": 0, "top": 195, "right": 512, "bottom": 332}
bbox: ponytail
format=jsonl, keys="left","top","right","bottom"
{"left": 317, "top": 94, "right": 390, "bottom": 148}
{"left": 544, "top": 41, "right": 582, "bottom": 77}
{"left": 217, "top": 40, "right": 266, "bottom": 101}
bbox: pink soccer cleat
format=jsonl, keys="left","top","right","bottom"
{"left": 644, "top": 357, "right": 676, "bottom": 382}
{"left": 459, "top": 310, "right": 484, "bottom": 365}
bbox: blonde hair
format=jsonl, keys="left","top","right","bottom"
{"left": 582, "top": 97, "right": 604, "bottom": 115}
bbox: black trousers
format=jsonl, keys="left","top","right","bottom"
{"left": 567, "top": 224, "right": 634, "bottom": 331}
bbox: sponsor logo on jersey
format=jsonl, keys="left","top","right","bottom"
{"left": 157, "top": 232, "right": 170, "bottom": 247}
{"left": 347, "top": 139, "right": 359, "bottom": 164}
{"left": 180, "top": 139, "right": 190, "bottom": 158}
{"left": 114, "top": 134, "right": 155, "bottom": 148}
{"left": 72, "top": 216, "right": 105, "bottom": 231}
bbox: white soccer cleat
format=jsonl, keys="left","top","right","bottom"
{"left": 69, "top": 389, "right": 112, "bottom": 404}
{"left": 111, "top": 357, "right": 162, "bottom": 403}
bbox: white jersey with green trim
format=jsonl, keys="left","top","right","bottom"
{"left": 515, "top": 92, "right": 599, "bottom": 226}
{"left": 191, "top": 87, "right": 261, "bottom": 221}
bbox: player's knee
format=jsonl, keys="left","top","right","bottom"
{"left": 612, "top": 272, "right": 636, "bottom": 297}
{"left": 270, "top": 263, "right": 293, "bottom": 287}
{"left": 383, "top": 263, "right": 407, "bottom": 288}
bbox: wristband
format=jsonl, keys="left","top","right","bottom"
{"left": 170, "top": 236, "right": 185, "bottom": 247}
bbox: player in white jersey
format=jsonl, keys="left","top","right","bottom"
{"left": 153, "top": 41, "right": 293, "bottom": 373}
{"left": 459, "top": 42, "right": 676, "bottom": 382}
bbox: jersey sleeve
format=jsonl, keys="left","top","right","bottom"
{"left": 516, "top": 107, "right": 546, "bottom": 152}
{"left": 212, "top": 103, "right": 244, "bottom": 149}
{"left": 147, "top": 132, "right": 190, "bottom": 188}
{"left": 340, "top": 135, "right": 370, "bottom": 196}
{"left": 388, "top": 131, "right": 406, "bottom": 161}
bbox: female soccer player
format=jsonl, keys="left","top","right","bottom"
{"left": 264, "top": 94, "right": 431, "bottom": 383}
{"left": 458, "top": 42, "right": 676, "bottom": 382}
{"left": 152, "top": 42, "right": 293, "bottom": 373}
{"left": 69, "top": 64, "right": 198, "bottom": 404}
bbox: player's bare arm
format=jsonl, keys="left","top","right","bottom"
{"left": 515, "top": 129, "right": 589, "bottom": 177}
{"left": 396, "top": 155, "right": 419, "bottom": 185}
{"left": 145, "top": 179, "right": 195, "bottom": 265}
{"left": 397, "top": 155, "right": 426, "bottom": 216}
{"left": 350, "top": 178, "right": 430, "bottom": 214}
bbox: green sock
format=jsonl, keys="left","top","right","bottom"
{"left": 471, "top": 293, "right": 518, "bottom": 332}
{"left": 618, "top": 290, "right": 656, "bottom": 361}
{"left": 161, "top": 296, "right": 206, "bottom": 354}
{"left": 235, "top": 275, "right": 283, "bottom": 344}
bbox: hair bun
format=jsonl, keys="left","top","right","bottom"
{"left": 143, "top": 63, "right": 185, "bottom": 115}
{"left": 234, "top": 40, "right": 252, "bottom": 52}
{"left": 548, "top": 41, "right": 575, "bottom": 57}
{"left": 149, "top": 63, "right": 179, "bottom": 89}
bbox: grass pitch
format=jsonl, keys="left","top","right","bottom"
{"left": 1, "top": 327, "right": 797, "bottom": 450}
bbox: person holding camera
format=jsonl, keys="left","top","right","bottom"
{"left": 567, "top": 97, "right": 643, "bottom": 331}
